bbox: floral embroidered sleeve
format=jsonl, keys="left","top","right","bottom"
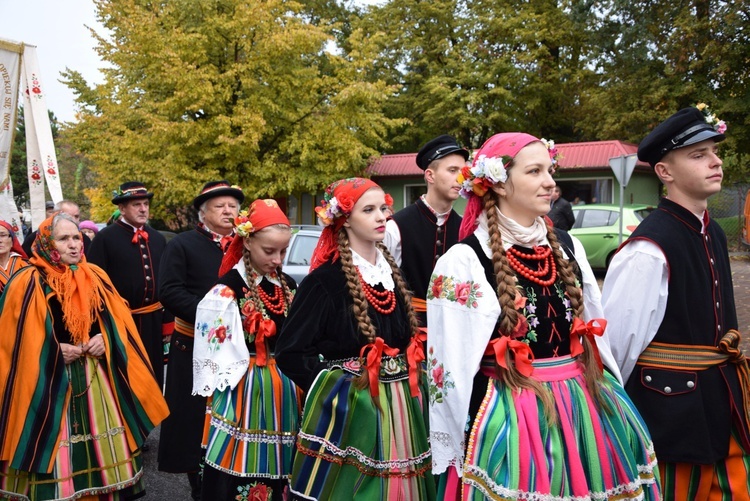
{"left": 426, "top": 242, "right": 502, "bottom": 476}
{"left": 192, "top": 283, "right": 250, "bottom": 396}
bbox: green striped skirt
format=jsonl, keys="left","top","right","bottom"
{"left": 0, "top": 356, "right": 144, "bottom": 500}
{"left": 203, "top": 358, "right": 300, "bottom": 480}
{"left": 463, "top": 355, "right": 660, "bottom": 500}
{"left": 289, "top": 355, "right": 436, "bottom": 500}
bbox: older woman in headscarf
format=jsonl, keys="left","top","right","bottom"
{"left": 0, "top": 213, "right": 169, "bottom": 500}
{"left": 0, "top": 220, "right": 28, "bottom": 294}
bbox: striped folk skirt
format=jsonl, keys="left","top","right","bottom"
{"left": 463, "top": 356, "right": 660, "bottom": 501}
{"left": 201, "top": 358, "right": 301, "bottom": 501}
{"left": 0, "top": 357, "right": 144, "bottom": 501}
{"left": 289, "top": 355, "right": 436, "bottom": 501}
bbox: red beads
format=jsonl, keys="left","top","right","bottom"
{"left": 257, "top": 284, "right": 286, "bottom": 315}
{"left": 357, "top": 268, "right": 396, "bottom": 314}
{"left": 506, "top": 245, "right": 558, "bottom": 286}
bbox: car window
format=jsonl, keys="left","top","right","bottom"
{"left": 579, "top": 209, "right": 617, "bottom": 228}
{"left": 634, "top": 208, "right": 655, "bottom": 221}
{"left": 287, "top": 234, "right": 318, "bottom": 266}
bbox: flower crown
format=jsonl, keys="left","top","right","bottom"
{"left": 541, "top": 138, "right": 562, "bottom": 165}
{"left": 696, "top": 103, "right": 727, "bottom": 134}
{"left": 315, "top": 186, "right": 394, "bottom": 227}
{"left": 234, "top": 209, "right": 254, "bottom": 237}
{"left": 458, "top": 154, "right": 512, "bottom": 199}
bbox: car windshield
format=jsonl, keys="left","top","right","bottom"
{"left": 287, "top": 234, "right": 318, "bottom": 266}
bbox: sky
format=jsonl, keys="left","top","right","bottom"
{"left": 1, "top": 0, "right": 105, "bottom": 123}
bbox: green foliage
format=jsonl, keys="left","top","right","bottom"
{"left": 64, "top": 0, "right": 402, "bottom": 222}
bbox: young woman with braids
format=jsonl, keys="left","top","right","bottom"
{"left": 192, "top": 199, "right": 300, "bottom": 501}
{"left": 275, "top": 178, "right": 435, "bottom": 500}
{"left": 426, "top": 133, "right": 661, "bottom": 500}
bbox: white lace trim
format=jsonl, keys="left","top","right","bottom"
{"left": 463, "top": 457, "right": 657, "bottom": 501}
{"left": 297, "top": 431, "right": 430, "bottom": 470}
{"left": 430, "top": 430, "right": 465, "bottom": 475}
{"left": 192, "top": 358, "right": 249, "bottom": 397}
{"left": 234, "top": 261, "right": 281, "bottom": 286}
{"left": 209, "top": 416, "right": 297, "bottom": 445}
{"left": 351, "top": 248, "right": 395, "bottom": 290}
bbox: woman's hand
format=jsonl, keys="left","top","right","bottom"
{"left": 60, "top": 343, "right": 84, "bottom": 364}
{"left": 83, "top": 334, "right": 105, "bottom": 358}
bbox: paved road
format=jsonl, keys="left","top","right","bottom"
{"left": 138, "top": 256, "right": 750, "bottom": 499}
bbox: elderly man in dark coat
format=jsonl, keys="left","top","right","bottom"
{"left": 88, "top": 181, "right": 169, "bottom": 388}
{"left": 157, "top": 180, "right": 243, "bottom": 500}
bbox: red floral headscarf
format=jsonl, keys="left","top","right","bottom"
{"left": 309, "top": 177, "right": 392, "bottom": 271}
{"left": 0, "top": 220, "right": 28, "bottom": 259}
{"left": 219, "top": 199, "right": 291, "bottom": 276}
{"left": 459, "top": 132, "right": 542, "bottom": 240}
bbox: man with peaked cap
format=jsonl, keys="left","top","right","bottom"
{"left": 602, "top": 106, "right": 750, "bottom": 498}
{"left": 384, "top": 134, "right": 470, "bottom": 322}
{"left": 88, "top": 182, "right": 169, "bottom": 388}
{"left": 157, "top": 180, "right": 243, "bottom": 500}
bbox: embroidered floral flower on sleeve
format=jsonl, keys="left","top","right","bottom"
{"left": 427, "top": 274, "right": 483, "bottom": 308}
{"left": 427, "top": 346, "right": 456, "bottom": 404}
{"left": 196, "top": 317, "right": 233, "bottom": 352}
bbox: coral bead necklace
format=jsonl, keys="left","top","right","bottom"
{"left": 357, "top": 268, "right": 396, "bottom": 314}
{"left": 506, "top": 245, "right": 557, "bottom": 286}
{"left": 257, "top": 283, "right": 286, "bottom": 315}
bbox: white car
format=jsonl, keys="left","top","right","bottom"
{"left": 283, "top": 225, "right": 322, "bottom": 284}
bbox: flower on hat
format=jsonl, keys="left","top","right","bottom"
{"left": 234, "top": 210, "right": 254, "bottom": 237}
{"left": 458, "top": 154, "right": 512, "bottom": 199}
{"left": 541, "top": 138, "right": 562, "bottom": 165}
{"left": 315, "top": 195, "right": 344, "bottom": 227}
{"left": 696, "top": 103, "right": 727, "bottom": 134}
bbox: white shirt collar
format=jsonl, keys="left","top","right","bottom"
{"left": 234, "top": 261, "right": 282, "bottom": 287}
{"left": 351, "top": 248, "right": 395, "bottom": 290}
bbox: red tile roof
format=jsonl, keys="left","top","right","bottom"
{"left": 367, "top": 140, "right": 649, "bottom": 177}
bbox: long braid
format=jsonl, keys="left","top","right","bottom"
{"left": 377, "top": 242, "right": 420, "bottom": 336}
{"left": 546, "top": 225, "right": 610, "bottom": 412}
{"left": 484, "top": 192, "right": 557, "bottom": 422}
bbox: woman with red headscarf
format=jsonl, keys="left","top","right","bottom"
{"left": 0, "top": 220, "right": 28, "bottom": 294}
{"left": 0, "top": 213, "right": 169, "bottom": 500}
{"left": 426, "top": 134, "right": 660, "bottom": 500}
{"left": 192, "top": 199, "right": 299, "bottom": 501}
{"left": 275, "top": 178, "right": 435, "bottom": 500}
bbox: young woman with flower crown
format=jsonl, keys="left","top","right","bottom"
{"left": 192, "top": 199, "right": 300, "bottom": 501}
{"left": 427, "top": 133, "right": 661, "bottom": 500}
{"left": 275, "top": 177, "right": 436, "bottom": 500}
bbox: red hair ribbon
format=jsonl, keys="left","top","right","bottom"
{"left": 243, "top": 311, "right": 277, "bottom": 367}
{"left": 484, "top": 336, "right": 535, "bottom": 377}
{"left": 406, "top": 328, "right": 428, "bottom": 397}
{"left": 569, "top": 318, "right": 607, "bottom": 371}
{"left": 359, "top": 337, "right": 399, "bottom": 397}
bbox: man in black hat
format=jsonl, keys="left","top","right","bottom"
{"left": 384, "top": 134, "right": 469, "bottom": 321}
{"left": 157, "top": 180, "right": 243, "bottom": 499}
{"left": 88, "top": 182, "right": 169, "bottom": 389}
{"left": 602, "top": 106, "right": 750, "bottom": 497}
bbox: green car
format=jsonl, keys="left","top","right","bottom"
{"left": 569, "top": 203, "right": 655, "bottom": 270}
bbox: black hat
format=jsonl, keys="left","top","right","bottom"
{"left": 415, "top": 135, "right": 470, "bottom": 170}
{"left": 45, "top": 200, "right": 55, "bottom": 210}
{"left": 111, "top": 181, "right": 154, "bottom": 204}
{"left": 638, "top": 107, "right": 726, "bottom": 167}
{"left": 193, "top": 180, "right": 244, "bottom": 211}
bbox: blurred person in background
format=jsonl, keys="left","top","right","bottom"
{"left": 79, "top": 220, "right": 99, "bottom": 240}
{"left": 0, "top": 220, "right": 28, "bottom": 294}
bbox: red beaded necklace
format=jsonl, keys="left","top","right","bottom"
{"left": 357, "top": 268, "right": 396, "bottom": 315}
{"left": 506, "top": 245, "right": 557, "bottom": 286}
{"left": 257, "top": 283, "right": 287, "bottom": 316}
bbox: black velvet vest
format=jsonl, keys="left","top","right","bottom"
{"left": 623, "top": 197, "right": 748, "bottom": 464}
{"left": 391, "top": 199, "right": 461, "bottom": 301}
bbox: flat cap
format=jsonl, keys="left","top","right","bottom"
{"left": 415, "top": 135, "right": 470, "bottom": 170}
{"left": 638, "top": 107, "right": 725, "bottom": 167}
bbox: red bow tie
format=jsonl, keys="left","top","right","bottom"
{"left": 132, "top": 228, "right": 149, "bottom": 244}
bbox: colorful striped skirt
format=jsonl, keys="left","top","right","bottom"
{"left": 202, "top": 358, "right": 301, "bottom": 500}
{"left": 289, "top": 354, "right": 436, "bottom": 501}
{"left": 463, "top": 356, "right": 660, "bottom": 500}
{"left": 0, "top": 357, "right": 144, "bottom": 501}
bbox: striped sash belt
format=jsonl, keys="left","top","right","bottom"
{"left": 411, "top": 297, "right": 427, "bottom": 313}
{"left": 637, "top": 329, "right": 750, "bottom": 425}
{"left": 131, "top": 301, "right": 163, "bottom": 315}
{"left": 174, "top": 317, "right": 195, "bottom": 337}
